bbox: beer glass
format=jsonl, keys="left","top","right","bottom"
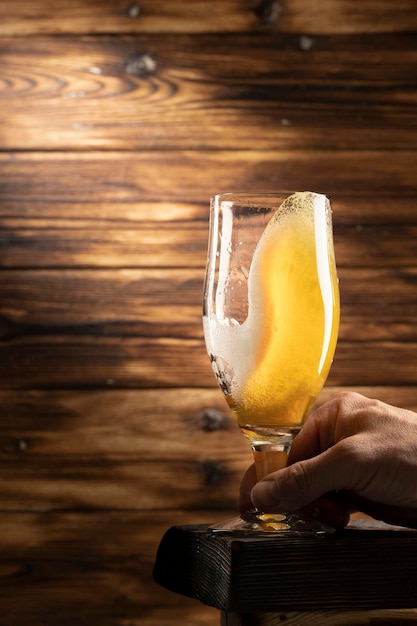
{"left": 203, "top": 191, "right": 340, "bottom": 534}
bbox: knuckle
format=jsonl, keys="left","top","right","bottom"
{"left": 333, "top": 391, "right": 365, "bottom": 416}
{"left": 332, "top": 392, "right": 387, "bottom": 436}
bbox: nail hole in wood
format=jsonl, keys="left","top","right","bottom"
{"left": 255, "top": 0, "right": 283, "bottom": 24}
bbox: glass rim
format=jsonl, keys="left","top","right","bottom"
{"left": 211, "top": 190, "right": 329, "bottom": 202}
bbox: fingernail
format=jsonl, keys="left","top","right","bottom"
{"left": 252, "top": 480, "right": 281, "bottom": 511}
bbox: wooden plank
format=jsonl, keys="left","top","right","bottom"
{"left": 0, "top": 387, "right": 415, "bottom": 458}
{"left": 0, "top": 35, "right": 416, "bottom": 150}
{"left": 0, "top": 457, "right": 246, "bottom": 511}
{"left": 0, "top": 387, "right": 415, "bottom": 512}
{"left": 222, "top": 610, "right": 417, "bottom": 625}
{"left": 2, "top": 222, "right": 417, "bottom": 269}
{"left": 0, "top": 268, "right": 416, "bottom": 341}
{"left": 0, "top": 509, "right": 416, "bottom": 626}
{"left": 0, "top": 387, "right": 250, "bottom": 510}
{"left": 0, "top": 510, "right": 222, "bottom": 626}
{"left": 154, "top": 524, "right": 417, "bottom": 612}
{"left": 0, "top": 388, "right": 246, "bottom": 462}
{"left": 0, "top": 434, "right": 248, "bottom": 511}
{"left": 0, "top": 334, "right": 416, "bottom": 389}
{"left": 0, "top": 268, "right": 204, "bottom": 339}
{"left": 339, "top": 267, "right": 417, "bottom": 342}
{"left": 0, "top": 152, "right": 416, "bottom": 269}
{"left": 2, "top": 196, "right": 416, "bottom": 225}
{"left": 1, "top": 0, "right": 417, "bottom": 35}
{"left": 1, "top": 152, "right": 416, "bottom": 204}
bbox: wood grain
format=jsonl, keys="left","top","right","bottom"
{"left": 2, "top": 223, "right": 417, "bottom": 269}
{"left": 1, "top": 152, "right": 416, "bottom": 205}
{"left": 0, "top": 388, "right": 250, "bottom": 510}
{"left": 0, "top": 153, "right": 416, "bottom": 274}
{"left": 0, "top": 35, "right": 416, "bottom": 150}
{"left": 0, "top": 388, "right": 414, "bottom": 513}
{"left": 1, "top": 0, "right": 417, "bottom": 35}
{"left": 154, "top": 524, "right": 417, "bottom": 612}
{"left": 0, "top": 336, "right": 417, "bottom": 389}
{"left": 0, "top": 510, "right": 222, "bottom": 626}
{"left": 1, "top": 1, "right": 417, "bottom": 624}
{"left": 2, "top": 195, "right": 417, "bottom": 225}
{"left": 222, "top": 609, "right": 417, "bottom": 625}
{"left": 0, "top": 267, "right": 416, "bottom": 341}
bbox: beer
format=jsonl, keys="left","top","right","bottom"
{"left": 204, "top": 192, "right": 339, "bottom": 442}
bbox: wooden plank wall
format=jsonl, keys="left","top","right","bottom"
{"left": 0, "top": 1, "right": 416, "bottom": 624}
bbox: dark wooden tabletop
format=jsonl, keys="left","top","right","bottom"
{"left": 154, "top": 523, "right": 417, "bottom": 612}
{"left": 0, "top": 2, "right": 416, "bottom": 625}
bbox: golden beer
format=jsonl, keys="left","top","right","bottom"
{"left": 204, "top": 192, "right": 339, "bottom": 444}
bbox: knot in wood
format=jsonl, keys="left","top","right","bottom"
{"left": 255, "top": 0, "right": 283, "bottom": 24}
{"left": 199, "top": 408, "right": 226, "bottom": 432}
{"left": 126, "top": 3, "right": 141, "bottom": 18}
{"left": 299, "top": 35, "right": 314, "bottom": 51}
{"left": 126, "top": 53, "right": 157, "bottom": 77}
{"left": 200, "top": 460, "right": 223, "bottom": 486}
{"left": 17, "top": 440, "right": 28, "bottom": 452}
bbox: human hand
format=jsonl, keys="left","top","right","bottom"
{"left": 238, "top": 392, "right": 417, "bottom": 528}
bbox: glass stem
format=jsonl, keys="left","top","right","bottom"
{"left": 250, "top": 438, "right": 294, "bottom": 481}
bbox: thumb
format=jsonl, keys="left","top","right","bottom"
{"left": 251, "top": 447, "right": 356, "bottom": 513}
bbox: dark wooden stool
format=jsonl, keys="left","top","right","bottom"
{"left": 154, "top": 521, "right": 417, "bottom": 625}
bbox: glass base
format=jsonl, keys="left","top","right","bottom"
{"left": 209, "top": 510, "right": 335, "bottom": 536}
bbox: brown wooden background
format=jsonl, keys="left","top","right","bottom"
{"left": 0, "top": 1, "right": 416, "bottom": 624}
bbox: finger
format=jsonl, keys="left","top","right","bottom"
{"left": 288, "top": 391, "right": 368, "bottom": 465}
{"left": 237, "top": 463, "right": 257, "bottom": 513}
{"left": 251, "top": 443, "right": 363, "bottom": 513}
